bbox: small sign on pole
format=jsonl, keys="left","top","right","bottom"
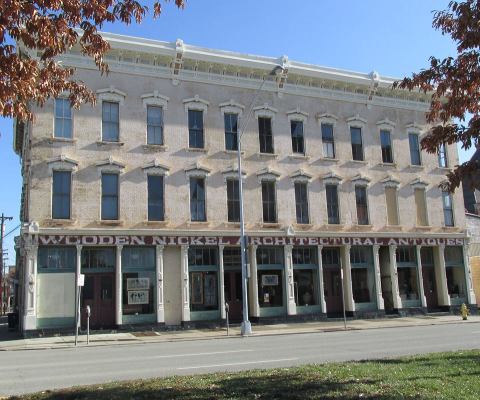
{"left": 78, "top": 274, "right": 85, "bottom": 287}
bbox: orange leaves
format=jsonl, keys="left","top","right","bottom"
{"left": 0, "top": 0, "right": 184, "bottom": 123}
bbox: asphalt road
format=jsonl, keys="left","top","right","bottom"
{"left": 1, "top": 323, "right": 479, "bottom": 396}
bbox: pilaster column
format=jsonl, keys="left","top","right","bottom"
{"left": 181, "top": 245, "right": 190, "bottom": 322}
{"left": 23, "top": 241, "right": 38, "bottom": 331}
{"left": 284, "top": 244, "right": 296, "bottom": 315}
{"left": 388, "top": 245, "right": 401, "bottom": 309}
{"left": 218, "top": 245, "right": 226, "bottom": 319}
{"left": 155, "top": 245, "right": 165, "bottom": 323}
{"left": 115, "top": 245, "right": 123, "bottom": 326}
{"left": 249, "top": 244, "right": 259, "bottom": 317}
{"left": 462, "top": 242, "right": 477, "bottom": 305}
{"left": 316, "top": 245, "right": 327, "bottom": 313}
{"left": 372, "top": 245, "right": 384, "bottom": 310}
{"left": 75, "top": 245, "right": 82, "bottom": 326}
{"left": 415, "top": 245, "right": 427, "bottom": 308}
{"left": 342, "top": 244, "right": 355, "bottom": 312}
{"left": 435, "top": 244, "right": 451, "bottom": 307}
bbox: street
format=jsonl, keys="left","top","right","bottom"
{"left": 0, "top": 322, "right": 479, "bottom": 396}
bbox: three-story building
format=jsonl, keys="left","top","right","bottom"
{"left": 14, "top": 32, "right": 477, "bottom": 334}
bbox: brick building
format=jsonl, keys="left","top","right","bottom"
{"left": 14, "top": 32, "right": 477, "bottom": 334}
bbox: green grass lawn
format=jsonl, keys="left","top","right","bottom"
{"left": 12, "top": 350, "right": 480, "bottom": 400}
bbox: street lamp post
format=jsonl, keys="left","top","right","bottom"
{"left": 237, "top": 66, "right": 284, "bottom": 336}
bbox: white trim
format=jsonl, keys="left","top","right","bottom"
{"left": 97, "top": 86, "right": 126, "bottom": 105}
{"left": 346, "top": 114, "right": 367, "bottom": 126}
{"left": 256, "top": 167, "right": 281, "bottom": 183}
{"left": 253, "top": 104, "right": 278, "bottom": 120}
{"left": 141, "top": 91, "right": 169, "bottom": 109}
{"left": 183, "top": 95, "right": 209, "bottom": 113}
{"left": 47, "top": 155, "right": 78, "bottom": 175}
{"left": 376, "top": 118, "right": 396, "bottom": 130}
{"left": 96, "top": 156, "right": 125, "bottom": 176}
{"left": 410, "top": 178, "right": 428, "bottom": 189}
{"left": 322, "top": 172, "right": 342, "bottom": 185}
{"left": 219, "top": 99, "right": 245, "bottom": 116}
{"left": 316, "top": 113, "right": 338, "bottom": 127}
{"left": 185, "top": 162, "right": 211, "bottom": 178}
{"left": 351, "top": 174, "right": 371, "bottom": 187}
{"left": 290, "top": 169, "right": 312, "bottom": 183}
{"left": 405, "top": 122, "right": 424, "bottom": 134}
{"left": 381, "top": 175, "right": 400, "bottom": 188}
{"left": 142, "top": 160, "right": 170, "bottom": 176}
{"left": 286, "top": 108, "right": 309, "bottom": 122}
{"left": 221, "top": 165, "right": 246, "bottom": 182}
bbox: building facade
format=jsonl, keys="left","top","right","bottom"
{"left": 14, "top": 32, "right": 477, "bottom": 334}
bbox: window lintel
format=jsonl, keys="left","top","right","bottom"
{"left": 141, "top": 91, "right": 169, "bottom": 109}
{"left": 97, "top": 86, "right": 126, "bottom": 105}
{"left": 219, "top": 99, "right": 245, "bottom": 116}
{"left": 183, "top": 95, "right": 209, "bottom": 113}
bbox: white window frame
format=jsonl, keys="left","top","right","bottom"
{"left": 317, "top": 113, "right": 338, "bottom": 159}
{"left": 53, "top": 97, "right": 74, "bottom": 139}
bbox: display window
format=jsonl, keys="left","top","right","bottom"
{"left": 445, "top": 246, "right": 466, "bottom": 300}
{"left": 350, "top": 246, "right": 375, "bottom": 305}
{"left": 258, "top": 270, "right": 283, "bottom": 307}
{"left": 188, "top": 247, "right": 219, "bottom": 312}
{"left": 396, "top": 246, "right": 420, "bottom": 303}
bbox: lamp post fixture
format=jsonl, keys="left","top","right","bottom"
{"left": 237, "top": 65, "right": 284, "bottom": 336}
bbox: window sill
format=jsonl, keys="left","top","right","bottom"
{"left": 185, "top": 147, "right": 209, "bottom": 153}
{"left": 378, "top": 162, "right": 397, "bottom": 168}
{"left": 143, "top": 144, "right": 168, "bottom": 152}
{"left": 47, "top": 137, "right": 76, "bottom": 144}
{"left": 318, "top": 157, "right": 339, "bottom": 163}
{"left": 98, "top": 219, "right": 124, "bottom": 226}
{"left": 350, "top": 160, "right": 368, "bottom": 165}
{"left": 43, "top": 218, "right": 77, "bottom": 226}
{"left": 413, "top": 225, "right": 432, "bottom": 230}
{"left": 351, "top": 224, "right": 373, "bottom": 230}
{"left": 97, "top": 141, "right": 125, "bottom": 146}
{"left": 224, "top": 222, "right": 241, "bottom": 228}
{"left": 256, "top": 152, "right": 279, "bottom": 159}
{"left": 436, "top": 166, "right": 452, "bottom": 172}
{"left": 288, "top": 154, "right": 310, "bottom": 160}
{"left": 223, "top": 149, "right": 245, "bottom": 156}
{"left": 187, "top": 221, "right": 210, "bottom": 227}
{"left": 293, "top": 223, "right": 313, "bottom": 230}
{"left": 144, "top": 220, "right": 169, "bottom": 226}
{"left": 261, "top": 222, "right": 281, "bottom": 229}
{"left": 408, "top": 164, "right": 424, "bottom": 170}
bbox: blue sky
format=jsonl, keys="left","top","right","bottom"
{"left": 0, "top": 0, "right": 472, "bottom": 264}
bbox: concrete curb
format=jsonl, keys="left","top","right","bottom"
{"left": 1, "top": 317, "right": 478, "bottom": 351}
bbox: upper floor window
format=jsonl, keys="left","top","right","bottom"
{"left": 102, "top": 101, "right": 119, "bottom": 142}
{"left": 380, "top": 130, "right": 394, "bottom": 163}
{"left": 188, "top": 109, "right": 204, "bottom": 149}
{"left": 355, "top": 186, "right": 369, "bottom": 225}
{"left": 385, "top": 186, "right": 399, "bottom": 226}
{"left": 101, "top": 173, "right": 119, "bottom": 220}
{"left": 190, "top": 177, "right": 206, "bottom": 221}
{"left": 294, "top": 182, "right": 309, "bottom": 224}
{"left": 54, "top": 98, "right": 72, "bottom": 139}
{"left": 147, "top": 175, "right": 164, "bottom": 221}
{"left": 326, "top": 184, "right": 340, "bottom": 224}
{"left": 261, "top": 180, "right": 277, "bottom": 223}
{"left": 147, "top": 105, "right": 163, "bottom": 145}
{"left": 227, "top": 179, "right": 240, "bottom": 222}
{"left": 321, "top": 123, "right": 335, "bottom": 158}
{"left": 52, "top": 171, "right": 71, "bottom": 219}
{"left": 442, "top": 191, "right": 454, "bottom": 227}
{"left": 414, "top": 187, "right": 428, "bottom": 226}
{"left": 409, "top": 133, "right": 421, "bottom": 165}
{"left": 350, "top": 127, "right": 364, "bottom": 161}
{"left": 224, "top": 113, "right": 238, "bottom": 151}
{"left": 258, "top": 117, "right": 274, "bottom": 154}
{"left": 290, "top": 120, "right": 305, "bottom": 154}
{"left": 438, "top": 143, "right": 448, "bottom": 168}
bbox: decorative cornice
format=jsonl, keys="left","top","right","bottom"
{"left": 221, "top": 164, "right": 247, "bottom": 182}
{"left": 381, "top": 175, "right": 400, "bottom": 188}
{"left": 142, "top": 159, "right": 170, "bottom": 176}
{"left": 47, "top": 154, "right": 78, "bottom": 166}
{"left": 405, "top": 122, "right": 424, "bottom": 134}
{"left": 253, "top": 104, "right": 278, "bottom": 120}
{"left": 96, "top": 86, "right": 126, "bottom": 105}
{"left": 96, "top": 156, "right": 125, "bottom": 169}
{"left": 256, "top": 166, "right": 281, "bottom": 182}
{"left": 346, "top": 114, "right": 367, "bottom": 126}
{"left": 183, "top": 95, "right": 210, "bottom": 113}
{"left": 184, "top": 161, "right": 211, "bottom": 178}
{"left": 376, "top": 118, "right": 396, "bottom": 129}
{"left": 219, "top": 99, "right": 245, "bottom": 116}
{"left": 290, "top": 169, "right": 312, "bottom": 183}
{"left": 316, "top": 113, "right": 338, "bottom": 126}
{"left": 351, "top": 174, "right": 371, "bottom": 186}
{"left": 47, "top": 154, "right": 79, "bottom": 174}
{"left": 322, "top": 172, "right": 342, "bottom": 185}
{"left": 286, "top": 108, "right": 309, "bottom": 122}
{"left": 141, "top": 91, "right": 169, "bottom": 109}
{"left": 410, "top": 178, "right": 429, "bottom": 189}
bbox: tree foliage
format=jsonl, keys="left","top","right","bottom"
{"left": 0, "top": 0, "right": 184, "bottom": 122}
{"left": 395, "top": 0, "right": 480, "bottom": 191}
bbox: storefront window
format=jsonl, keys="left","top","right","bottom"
{"left": 445, "top": 246, "right": 466, "bottom": 299}
{"left": 293, "top": 247, "right": 317, "bottom": 306}
{"left": 122, "top": 247, "right": 155, "bottom": 316}
{"left": 396, "top": 246, "right": 420, "bottom": 301}
{"left": 38, "top": 246, "right": 76, "bottom": 272}
{"left": 257, "top": 246, "right": 284, "bottom": 308}
{"left": 81, "top": 247, "right": 115, "bottom": 271}
{"left": 188, "top": 247, "right": 219, "bottom": 312}
{"left": 350, "top": 246, "right": 375, "bottom": 305}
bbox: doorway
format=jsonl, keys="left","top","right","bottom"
{"left": 422, "top": 266, "right": 438, "bottom": 310}
{"left": 224, "top": 271, "right": 243, "bottom": 322}
{"left": 81, "top": 273, "right": 115, "bottom": 329}
{"left": 323, "top": 267, "right": 343, "bottom": 315}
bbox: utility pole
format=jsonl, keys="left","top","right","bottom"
{"left": 0, "top": 213, "right": 13, "bottom": 316}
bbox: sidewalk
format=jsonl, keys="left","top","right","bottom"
{"left": 1, "top": 315, "right": 478, "bottom": 351}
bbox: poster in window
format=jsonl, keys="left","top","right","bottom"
{"left": 262, "top": 274, "right": 279, "bottom": 286}
{"left": 127, "top": 290, "right": 149, "bottom": 305}
{"left": 127, "top": 277, "right": 149, "bottom": 290}
{"left": 204, "top": 274, "right": 217, "bottom": 306}
{"left": 191, "top": 272, "right": 203, "bottom": 304}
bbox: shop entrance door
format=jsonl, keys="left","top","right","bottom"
{"left": 224, "top": 271, "right": 243, "bottom": 322}
{"left": 81, "top": 273, "right": 115, "bottom": 329}
{"left": 323, "top": 268, "right": 343, "bottom": 315}
{"left": 422, "top": 266, "right": 438, "bottom": 310}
